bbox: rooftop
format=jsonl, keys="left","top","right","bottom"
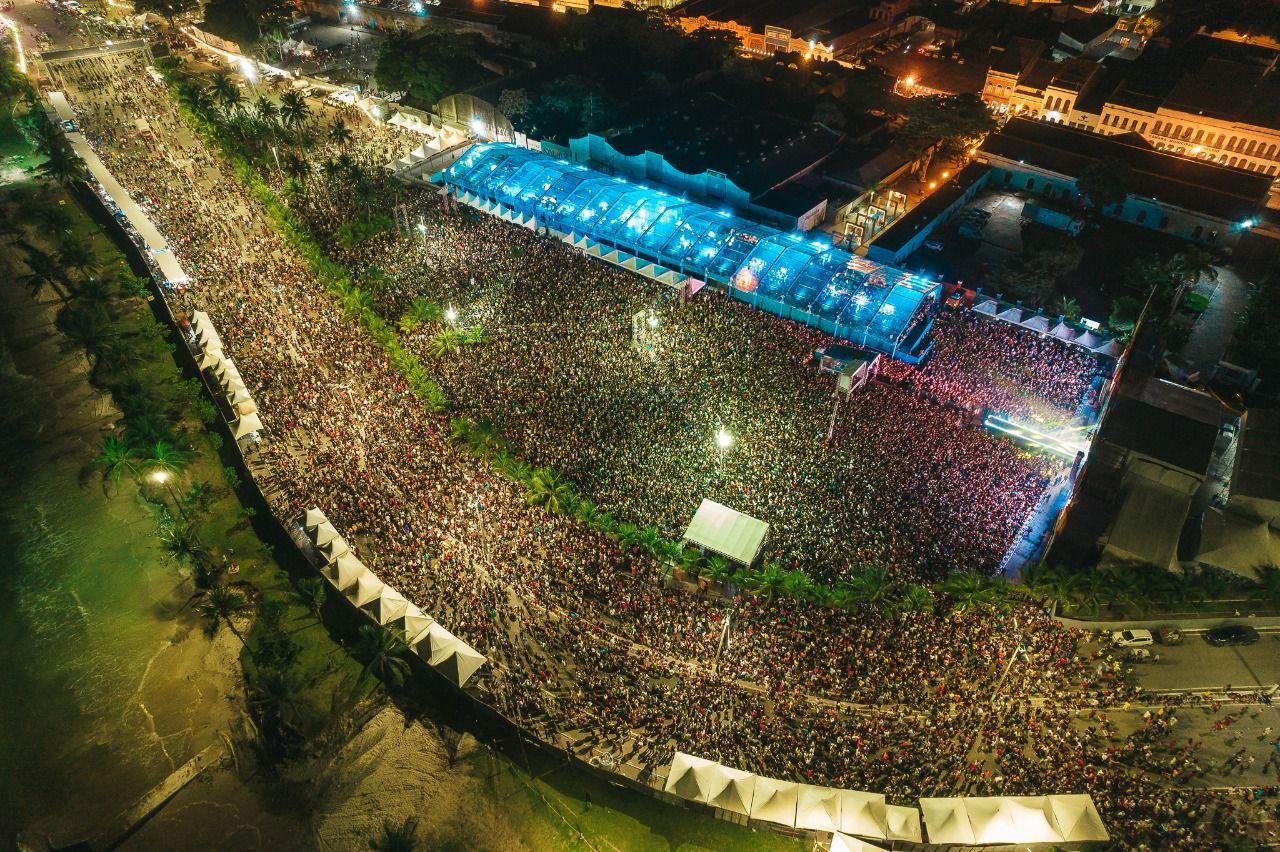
{"left": 674, "top": 0, "right": 875, "bottom": 41}
{"left": 1232, "top": 409, "right": 1280, "bottom": 502}
{"left": 979, "top": 118, "right": 1272, "bottom": 223}
{"left": 1097, "top": 376, "right": 1223, "bottom": 477}
{"left": 868, "top": 162, "right": 991, "bottom": 254}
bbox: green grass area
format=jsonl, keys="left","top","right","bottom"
{"left": 468, "top": 749, "right": 806, "bottom": 852}
{"left": 1182, "top": 290, "right": 1211, "bottom": 314}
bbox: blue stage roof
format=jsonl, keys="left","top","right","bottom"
{"left": 443, "top": 143, "right": 939, "bottom": 354}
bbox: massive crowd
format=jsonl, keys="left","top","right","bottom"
{"left": 53, "top": 49, "right": 1276, "bottom": 847}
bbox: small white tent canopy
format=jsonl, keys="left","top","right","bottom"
{"left": 394, "top": 603, "right": 434, "bottom": 646}
{"left": 1076, "top": 330, "right": 1103, "bottom": 349}
{"left": 973, "top": 298, "right": 999, "bottom": 317}
{"left": 213, "top": 356, "right": 239, "bottom": 381}
{"left": 683, "top": 499, "right": 769, "bottom": 567}
{"left": 1021, "top": 313, "right": 1052, "bottom": 333}
{"left": 431, "top": 639, "right": 486, "bottom": 687}
{"left": 319, "top": 535, "right": 350, "bottom": 563}
{"left": 664, "top": 752, "right": 713, "bottom": 802}
{"left": 796, "top": 785, "right": 842, "bottom": 832}
{"left": 302, "top": 508, "right": 327, "bottom": 531}
{"left": 829, "top": 833, "right": 888, "bottom": 852}
{"left": 1048, "top": 794, "right": 1109, "bottom": 842}
{"left": 966, "top": 796, "right": 1064, "bottom": 845}
{"left": 325, "top": 552, "right": 366, "bottom": 591}
{"left": 413, "top": 621, "right": 457, "bottom": 660}
{"left": 346, "top": 570, "right": 385, "bottom": 608}
{"left": 311, "top": 520, "right": 340, "bottom": 545}
{"left": 223, "top": 377, "right": 248, "bottom": 395}
{"left": 191, "top": 310, "right": 220, "bottom": 344}
{"left": 749, "top": 777, "right": 798, "bottom": 827}
{"left": 227, "top": 387, "right": 253, "bottom": 407}
{"left": 920, "top": 798, "right": 974, "bottom": 845}
{"left": 705, "top": 765, "right": 756, "bottom": 816}
{"left": 884, "top": 805, "right": 922, "bottom": 843}
{"left": 197, "top": 348, "right": 224, "bottom": 370}
{"left": 363, "top": 585, "right": 409, "bottom": 625}
{"left": 839, "top": 790, "right": 887, "bottom": 839}
{"left": 232, "top": 412, "right": 263, "bottom": 439}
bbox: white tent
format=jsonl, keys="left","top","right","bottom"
{"left": 1050, "top": 321, "right": 1077, "bottom": 342}
{"left": 227, "top": 387, "right": 253, "bottom": 407}
{"left": 973, "top": 298, "right": 999, "bottom": 316}
{"left": 197, "top": 348, "right": 224, "bottom": 370}
{"left": 319, "top": 535, "right": 350, "bottom": 563}
{"left": 431, "top": 639, "right": 486, "bottom": 687}
{"left": 973, "top": 796, "right": 1063, "bottom": 845}
{"left": 222, "top": 377, "right": 248, "bottom": 395}
{"left": 664, "top": 752, "right": 715, "bottom": 802}
{"left": 749, "top": 778, "right": 798, "bottom": 827}
{"left": 214, "top": 357, "right": 240, "bottom": 382}
{"left": 311, "top": 520, "right": 340, "bottom": 545}
{"left": 829, "top": 833, "right": 888, "bottom": 852}
{"left": 1094, "top": 338, "right": 1125, "bottom": 358}
{"left": 796, "top": 785, "right": 842, "bottom": 832}
{"left": 1076, "top": 330, "right": 1103, "bottom": 349}
{"left": 392, "top": 603, "right": 434, "bottom": 646}
{"left": 884, "top": 805, "right": 922, "bottom": 843}
{"left": 325, "top": 552, "right": 366, "bottom": 591}
{"left": 920, "top": 798, "right": 974, "bottom": 845}
{"left": 233, "top": 399, "right": 258, "bottom": 418}
{"left": 838, "top": 790, "right": 887, "bottom": 839}
{"left": 682, "top": 499, "right": 769, "bottom": 567}
{"left": 413, "top": 621, "right": 458, "bottom": 660}
{"left": 996, "top": 305, "right": 1024, "bottom": 323}
{"left": 346, "top": 570, "right": 385, "bottom": 608}
{"left": 302, "top": 507, "right": 327, "bottom": 531}
{"left": 1048, "top": 794, "right": 1109, "bottom": 842}
{"left": 231, "top": 412, "right": 263, "bottom": 440}
{"left": 1021, "top": 314, "right": 1052, "bottom": 333}
{"left": 363, "top": 585, "right": 409, "bottom": 625}
{"left": 704, "top": 765, "right": 756, "bottom": 816}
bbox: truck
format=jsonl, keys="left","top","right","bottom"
{"left": 1022, "top": 201, "right": 1084, "bottom": 236}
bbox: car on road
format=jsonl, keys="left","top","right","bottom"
{"left": 1112, "top": 628, "right": 1154, "bottom": 647}
{"left": 924, "top": 239, "right": 945, "bottom": 251}
{"left": 1205, "top": 624, "right": 1260, "bottom": 647}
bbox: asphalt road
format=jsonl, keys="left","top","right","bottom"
{"left": 1133, "top": 631, "right": 1280, "bottom": 692}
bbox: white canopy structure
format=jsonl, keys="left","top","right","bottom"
{"left": 749, "top": 777, "right": 798, "bottom": 827}
{"left": 839, "top": 790, "right": 888, "bottom": 839}
{"left": 413, "top": 621, "right": 458, "bottom": 661}
{"left": 214, "top": 357, "right": 240, "bottom": 382}
{"left": 346, "top": 570, "right": 386, "bottom": 607}
{"left": 829, "top": 833, "right": 888, "bottom": 852}
{"left": 431, "top": 639, "right": 486, "bottom": 687}
{"left": 394, "top": 603, "right": 434, "bottom": 646}
{"left": 663, "top": 753, "right": 757, "bottom": 816}
{"left": 363, "top": 586, "right": 410, "bottom": 625}
{"left": 706, "top": 766, "right": 756, "bottom": 816}
{"left": 197, "top": 348, "right": 224, "bottom": 370}
{"left": 884, "top": 805, "right": 922, "bottom": 843}
{"left": 325, "top": 552, "right": 366, "bottom": 591}
{"left": 319, "top": 535, "right": 350, "bottom": 563}
{"left": 1048, "top": 794, "right": 1109, "bottom": 842}
{"left": 664, "top": 752, "right": 715, "bottom": 802}
{"left": 973, "top": 796, "right": 1065, "bottom": 845}
{"left": 920, "top": 798, "right": 975, "bottom": 845}
{"left": 302, "top": 508, "right": 327, "bottom": 531}
{"left": 231, "top": 412, "right": 263, "bottom": 440}
{"left": 796, "top": 785, "right": 842, "bottom": 832}
{"left": 227, "top": 387, "right": 254, "bottom": 407}
{"left": 682, "top": 499, "right": 769, "bottom": 567}
{"left": 311, "top": 520, "right": 340, "bottom": 545}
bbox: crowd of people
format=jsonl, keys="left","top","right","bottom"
{"left": 54, "top": 49, "right": 1276, "bottom": 848}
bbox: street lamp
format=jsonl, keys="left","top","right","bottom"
{"left": 444, "top": 306, "right": 458, "bottom": 324}
{"left": 646, "top": 313, "right": 659, "bottom": 330}
{"left": 149, "top": 469, "right": 185, "bottom": 518}
{"left": 715, "top": 428, "right": 733, "bottom": 450}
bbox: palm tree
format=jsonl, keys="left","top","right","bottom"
{"left": 209, "top": 72, "right": 242, "bottom": 116}
{"left": 353, "top": 624, "right": 410, "bottom": 694}
{"left": 369, "top": 818, "right": 421, "bottom": 852}
{"left": 848, "top": 564, "right": 895, "bottom": 612}
{"left": 897, "top": 583, "right": 934, "bottom": 613}
{"left": 524, "top": 469, "right": 576, "bottom": 515}
{"left": 329, "top": 116, "right": 353, "bottom": 148}
{"left": 429, "top": 327, "right": 465, "bottom": 358}
{"left": 158, "top": 518, "right": 214, "bottom": 582}
{"left": 58, "top": 307, "right": 120, "bottom": 374}
{"left": 780, "top": 570, "right": 816, "bottom": 602}
{"left": 297, "top": 576, "right": 327, "bottom": 619}
{"left": 279, "top": 91, "right": 312, "bottom": 142}
{"left": 940, "top": 571, "right": 998, "bottom": 612}
{"left": 282, "top": 151, "right": 310, "bottom": 186}
{"left": 340, "top": 287, "right": 373, "bottom": 320}
{"left": 1021, "top": 564, "right": 1080, "bottom": 614}
{"left": 743, "top": 562, "right": 787, "bottom": 602}
{"left": 55, "top": 238, "right": 101, "bottom": 285}
{"left": 321, "top": 158, "right": 343, "bottom": 183}
{"left": 38, "top": 144, "right": 83, "bottom": 187}
{"left": 198, "top": 584, "right": 251, "bottom": 643}
{"left": 20, "top": 245, "right": 74, "bottom": 303}
{"left": 254, "top": 95, "right": 280, "bottom": 127}
{"left": 96, "top": 435, "right": 142, "bottom": 490}
{"left": 247, "top": 665, "right": 307, "bottom": 743}
{"left": 142, "top": 439, "right": 194, "bottom": 480}
{"left": 1053, "top": 295, "right": 1081, "bottom": 322}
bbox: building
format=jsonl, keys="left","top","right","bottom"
{"left": 671, "top": 0, "right": 929, "bottom": 61}
{"left": 981, "top": 33, "right": 1280, "bottom": 197}
{"left": 977, "top": 117, "right": 1273, "bottom": 245}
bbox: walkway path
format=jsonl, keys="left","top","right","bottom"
{"left": 1182, "top": 266, "right": 1250, "bottom": 374}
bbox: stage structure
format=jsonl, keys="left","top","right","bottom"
{"left": 683, "top": 499, "right": 769, "bottom": 568}
{"left": 441, "top": 144, "right": 941, "bottom": 359}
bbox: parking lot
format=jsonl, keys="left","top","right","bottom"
{"left": 1134, "top": 630, "right": 1280, "bottom": 692}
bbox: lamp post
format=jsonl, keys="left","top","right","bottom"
{"left": 150, "top": 469, "right": 186, "bottom": 519}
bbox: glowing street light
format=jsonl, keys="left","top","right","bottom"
{"left": 149, "top": 470, "right": 170, "bottom": 484}
{"left": 444, "top": 306, "right": 458, "bottom": 324}
{"left": 646, "top": 313, "right": 659, "bottom": 329}
{"left": 715, "top": 428, "right": 733, "bottom": 450}
{"left": 238, "top": 56, "right": 257, "bottom": 83}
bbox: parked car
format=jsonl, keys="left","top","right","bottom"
{"left": 1112, "top": 629, "right": 1154, "bottom": 647}
{"left": 924, "top": 239, "right": 945, "bottom": 251}
{"left": 1205, "top": 625, "right": 1260, "bottom": 647}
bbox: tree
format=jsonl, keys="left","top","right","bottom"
{"left": 353, "top": 624, "right": 410, "bottom": 694}
{"left": 132, "top": 0, "right": 198, "bottom": 26}
{"left": 20, "top": 245, "right": 74, "bottom": 303}
{"left": 38, "top": 144, "right": 83, "bottom": 188}
{"left": 376, "top": 25, "right": 490, "bottom": 107}
{"left": 848, "top": 564, "right": 894, "bottom": 611}
{"left": 496, "top": 89, "right": 531, "bottom": 123}
{"left": 940, "top": 571, "right": 999, "bottom": 612}
{"left": 209, "top": 72, "right": 243, "bottom": 116}
{"left": 897, "top": 583, "right": 934, "bottom": 613}
{"left": 1076, "top": 157, "right": 1132, "bottom": 212}
{"left": 369, "top": 818, "right": 421, "bottom": 852}
{"left": 524, "top": 469, "right": 576, "bottom": 515}
{"left": 141, "top": 439, "right": 195, "bottom": 484}
{"left": 297, "top": 576, "right": 327, "bottom": 619}
{"left": 96, "top": 435, "right": 142, "bottom": 490}
{"left": 328, "top": 116, "right": 353, "bottom": 148}
{"left": 1054, "top": 295, "right": 1082, "bottom": 322}
{"left": 57, "top": 307, "right": 120, "bottom": 374}
{"left": 898, "top": 94, "right": 995, "bottom": 180}
{"left": 1108, "top": 295, "right": 1144, "bottom": 335}
{"left": 198, "top": 584, "right": 251, "bottom": 643}
{"left": 279, "top": 91, "right": 312, "bottom": 143}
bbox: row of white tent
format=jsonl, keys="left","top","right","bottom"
{"left": 302, "top": 508, "right": 486, "bottom": 688}
{"left": 566, "top": 232, "right": 688, "bottom": 289}
{"left": 190, "top": 310, "right": 264, "bottom": 441}
{"left": 972, "top": 298, "right": 1123, "bottom": 358}
{"left": 920, "top": 794, "right": 1109, "bottom": 845}
{"left": 664, "top": 753, "right": 1109, "bottom": 845}
{"left": 663, "top": 753, "right": 921, "bottom": 842}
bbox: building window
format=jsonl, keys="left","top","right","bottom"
{"left": 1026, "top": 177, "right": 1036, "bottom": 190}
{"left": 1140, "top": 122, "right": 1148, "bottom": 134}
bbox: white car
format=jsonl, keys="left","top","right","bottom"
{"left": 1112, "top": 629, "right": 1154, "bottom": 647}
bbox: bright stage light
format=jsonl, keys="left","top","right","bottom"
{"left": 715, "top": 428, "right": 733, "bottom": 450}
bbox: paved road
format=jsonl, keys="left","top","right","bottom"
{"left": 1132, "top": 631, "right": 1280, "bottom": 692}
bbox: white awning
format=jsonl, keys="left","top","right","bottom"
{"left": 363, "top": 586, "right": 410, "bottom": 625}
{"left": 432, "top": 640, "right": 486, "bottom": 687}
{"left": 319, "top": 535, "right": 350, "bottom": 563}
{"left": 682, "top": 499, "right": 769, "bottom": 567}
{"left": 664, "top": 752, "right": 715, "bottom": 802}
{"left": 829, "top": 833, "right": 888, "bottom": 852}
{"left": 311, "top": 520, "right": 340, "bottom": 545}
{"left": 346, "top": 570, "right": 385, "bottom": 607}
{"left": 325, "top": 552, "right": 366, "bottom": 591}
{"left": 396, "top": 604, "right": 434, "bottom": 646}
{"left": 302, "top": 507, "right": 327, "bottom": 530}
{"left": 884, "top": 804, "right": 922, "bottom": 843}
{"left": 1048, "top": 794, "right": 1109, "bottom": 842}
{"left": 231, "top": 412, "right": 263, "bottom": 439}
{"left": 920, "top": 798, "right": 975, "bottom": 845}
{"left": 839, "top": 790, "right": 888, "bottom": 839}
{"left": 749, "top": 777, "right": 798, "bottom": 827}
{"left": 796, "top": 785, "right": 842, "bottom": 832}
